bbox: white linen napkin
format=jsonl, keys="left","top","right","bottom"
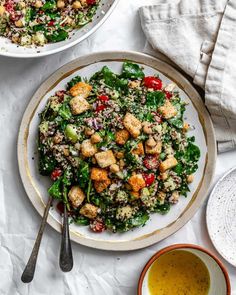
{"left": 139, "top": 0, "right": 236, "bottom": 152}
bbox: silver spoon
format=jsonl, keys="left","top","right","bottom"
{"left": 59, "top": 203, "right": 73, "bottom": 272}
{"left": 21, "top": 196, "right": 53, "bottom": 283}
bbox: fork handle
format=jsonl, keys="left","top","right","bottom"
{"left": 59, "top": 204, "right": 73, "bottom": 272}
{"left": 21, "top": 196, "right": 53, "bottom": 283}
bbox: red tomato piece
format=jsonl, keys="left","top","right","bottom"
{"left": 143, "top": 173, "right": 155, "bottom": 186}
{"left": 51, "top": 168, "right": 62, "bottom": 181}
{"left": 90, "top": 220, "right": 105, "bottom": 233}
{"left": 98, "top": 95, "right": 109, "bottom": 102}
{"left": 5, "top": 0, "right": 19, "bottom": 21}
{"left": 48, "top": 20, "right": 55, "bottom": 26}
{"left": 96, "top": 105, "right": 106, "bottom": 112}
{"left": 143, "top": 155, "right": 159, "bottom": 170}
{"left": 165, "top": 90, "right": 173, "bottom": 99}
{"left": 144, "top": 76, "right": 162, "bottom": 90}
{"left": 87, "top": 0, "right": 96, "bottom": 5}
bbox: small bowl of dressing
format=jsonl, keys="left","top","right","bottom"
{"left": 138, "top": 244, "right": 231, "bottom": 295}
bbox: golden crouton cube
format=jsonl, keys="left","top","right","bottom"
{"left": 94, "top": 179, "right": 111, "bottom": 193}
{"left": 69, "top": 81, "right": 92, "bottom": 98}
{"left": 91, "top": 167, "right": 108, "bottom": 181}
{"left": 159, "top": 156, "right": 178, "bottom": 172}
{"left": 159, "top": 171, "right": 169, "bottom": 181}
{"left": 70, "top": 96, "right": 90, "bottom": 115}
{"left": 68, "top": 186, "right": 85, "bottom": 208}
{"left": 132, "top": 142, "right": 144, "bottom": 156}
{"left": 95, "top": 150, "right": 116, "bottom": 168}
{"left": 158, "top": 100, "right": 177, "bottom": 119}
{"left": 115, "top": 129, "right": 130, "bottom": 145}
{"left": 187, "top": 174, "right": 194, "bottom": 183}
{"left": 123, "top": 113, "right": 142, "bottom": 138}
{"left": 79, "top": 203, "right": 98, "bottom": 219}
{"left": 145, "top": 140, "right": 162, "bottom": 155}
{"left": 128, "top": 174, "right": 146, "bottom": 192}
{"left": 81, "top": 139, "right": 97, "bottom": 157}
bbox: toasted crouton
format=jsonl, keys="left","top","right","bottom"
{"left": 115, "top": 129, "right": 130, "bottom": 145}
{"left": 69, "top": 82, "right": 92, "bottom": 98}
{"left": 95, "top": 150, "right": 116, "bottom": 168}
{"left": 70, "top": 96, "right": 90, "bottom": 115}
{"left": 94, "top": 179, "right": 111, "bottom": 193}
{"left": 187, "top": 174, "right": 194, "bottom": 183}
{"left": 91, "top": 167, "right": 108, "bottom": 181}
{"left": 132, "top": 142, "right": 144, "bottom": 156}
{"left": 123, "top": 113, "right": 142, "bottom": 138}
{"left": 81, "top": 139, "right": 97, "bottom": 157}
{"left": 128, "top": 174, "right": 146, "bottom": 192}
{"left": 79, "top": 203, "right": 98, "bottom": 219}
{"left": 68, "top": 186, "right": 85, "bottom": 208}
{"left": 145, "top": 140, "right": 162, "bottom": 155}
{"left": 158, "top": 100, "right": 177, "bottom": 119}
{"left": 159, "top": 156, "right": 178, "bottom": 172}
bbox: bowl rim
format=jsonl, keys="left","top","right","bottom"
{"left": 137, "top": 243, "right": 231, "bottom": 295}
{"left": 0, "top": 0, "right": 120, "bottom": 58}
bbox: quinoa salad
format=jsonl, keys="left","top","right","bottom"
{"left": 38, "top": 62, "right": 201, "bottom": 233}
{"left": 0, "top": 0, "right": 100, "bottom": 46}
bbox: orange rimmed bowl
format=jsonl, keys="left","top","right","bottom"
{"left": 138, "top": 244, "right": 231, "bottom": 295}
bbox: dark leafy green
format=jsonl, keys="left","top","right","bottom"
{"left": 121, "top": 62, "right": 145, "bottom": 80}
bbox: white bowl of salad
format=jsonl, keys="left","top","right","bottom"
{"left": 0, "top": 0, "right": 118, "bottom": 58}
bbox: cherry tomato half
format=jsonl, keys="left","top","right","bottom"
{"left": 87, "top": 0, "right": 96, "bottom": 5}
{"left": 98, "top": 95, "right": 109, "bottom": 102}
{"left": 90, "top": 220, "right": 105, "bottom": 233}
{"left": 96, "top": 105, "right": 106, "bottom": 112}
{"left": 143, "top": 155, "right": 159, "bottom": 170}
{"left": 165, "top": 90, "right": 173, "bottom": 99}
{"left": 144, "top": 76, "right": 162, "bottom": 90}
{"left": 143, "top": 173, "right": 155, "bottom": 186}
{"left": 51, "top": 168, "right": 62, "bottom": 181}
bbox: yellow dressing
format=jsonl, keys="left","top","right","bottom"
{"left": 148, "top": 250, "right": 210, "bottom": 295}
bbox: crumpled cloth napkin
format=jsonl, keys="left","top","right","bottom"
{"left": 139, "top": 0, "right": 236, "bottom": 153}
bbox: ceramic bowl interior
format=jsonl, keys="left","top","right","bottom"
{"left": 0, "top": 0, "right": 119, "bottom": 58}
{"left": 139, "top": 245, "right": 230, "bottom": 295}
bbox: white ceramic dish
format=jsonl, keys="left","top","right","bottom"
{"left": 207, "top": 166, "right": 236, "bottom": 267}
{"left": 0, "top": 0, "right": 119, "bottom": 58}
{"left": 138, "top": 244, "right": 231, "bottom": 295}
{"left": 17, "top": 51, "right": 216, "bottom": 251}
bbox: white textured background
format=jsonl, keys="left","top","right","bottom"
{"left": 0, "top": 1, "right": 235, "bottom": 294}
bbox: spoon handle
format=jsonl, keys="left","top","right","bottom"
{"left": 59, "top": 204, "right": 73, "bottom": 272}
{"left": 21, "top": 196, "right": 53, "bottom": 283}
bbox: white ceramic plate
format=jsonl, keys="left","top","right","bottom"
{"left": 18, "top": 51, "right": 216, "bottom": 251}
{"left": 0, "top": 0, "right": 119, "bottom": 58}
{"left": 207, "top": 166, "right": 236, "bottom": 267}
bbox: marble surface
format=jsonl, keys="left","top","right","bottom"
{"left": 0, "top": 0, "right": 235, "bottom": 294}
